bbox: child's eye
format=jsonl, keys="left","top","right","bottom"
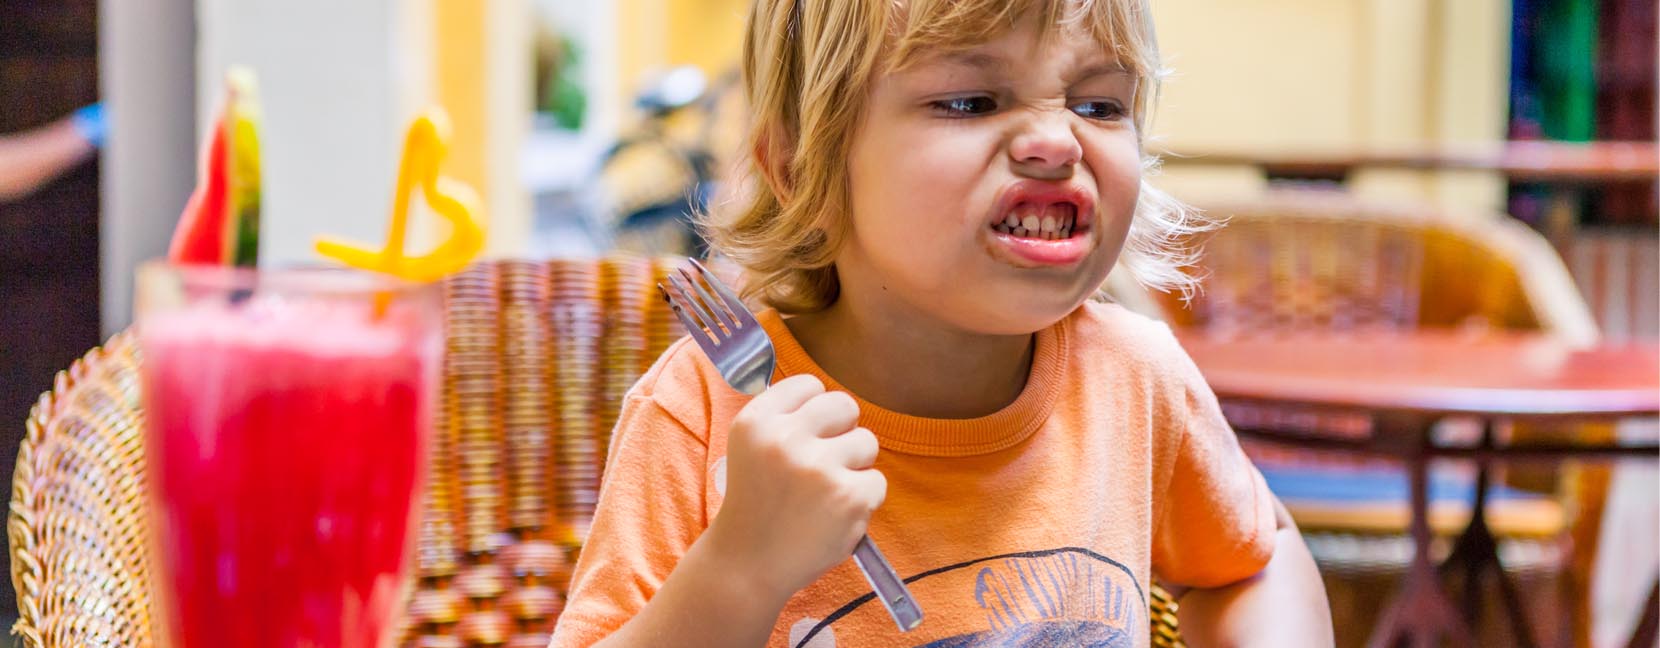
{"left": 1071, "top": 100, "right": 1126, "bottom": 121}
{"left": 930, "top": 96, "right": 998, "bottom": 117}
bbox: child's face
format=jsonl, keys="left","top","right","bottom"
{"left": 839, "top": 17, "right": 1140, "bottom": 335}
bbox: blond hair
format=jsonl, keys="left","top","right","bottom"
{"left": 704, "top": 0, "right": 1212, "bottom": 313}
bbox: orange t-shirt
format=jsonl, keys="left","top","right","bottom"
{"left": 550, "top": 302, "right": 1276, "bottom": 647}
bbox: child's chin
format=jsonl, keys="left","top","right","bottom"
{"left": 963, "top": 295, "right": 1091, "bottom": 336}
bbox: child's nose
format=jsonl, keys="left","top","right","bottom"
{"left": 1008, "top": 115, "right": 1082, "bottom": 175}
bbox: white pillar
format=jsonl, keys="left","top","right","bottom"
{"left": 100, "top": 0, "right": 198, "bottom": 335}
{"left": 195, "top": 0, "right": 433, "bottom": 266}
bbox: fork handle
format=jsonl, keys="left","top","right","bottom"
{"left": 851, "top": 535, "right": 924, "bottom": 631}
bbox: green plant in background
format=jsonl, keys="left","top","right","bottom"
{"left": 1534, "top": 0, "right": 1597, "bottom": 142}
{"left": 542, "top": 36, "right": 586, "bottom": 130}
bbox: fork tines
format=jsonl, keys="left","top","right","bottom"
{"left": 657, "top": 259, "right": 750, "bottom": 349}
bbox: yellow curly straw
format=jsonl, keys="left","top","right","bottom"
{"left": 316, "top": 109, "right": 485, "bottom": 303}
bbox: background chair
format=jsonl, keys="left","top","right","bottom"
{"left": 1142, "top": 189, "right": 1610, "bottom": 647}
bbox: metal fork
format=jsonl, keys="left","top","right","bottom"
{"left": 659, "top": 258, "right": 924, "bottom": 632}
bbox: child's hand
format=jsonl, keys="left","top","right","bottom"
{"left": 706, "top": 374, "right": 886, "bottom": 601}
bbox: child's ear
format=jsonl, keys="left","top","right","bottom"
{"left": 754, "top": 127, "right": 795, "bottom": 204}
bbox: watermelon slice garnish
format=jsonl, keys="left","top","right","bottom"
{"left": 168, "top": 68, "right": 261, "bottom": 266}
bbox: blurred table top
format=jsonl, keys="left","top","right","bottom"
{"left": 1157, "top": 140, "right": 1660, "bottom": 183}
{"left": 1175, "top": 329, "right": 1660, "bottom": 419}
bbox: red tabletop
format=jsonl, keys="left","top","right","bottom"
{"left": 1175, "top": 329, "right": 1660, "bottom": 419}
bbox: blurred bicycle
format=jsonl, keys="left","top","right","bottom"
{"left": 596, "top": 66, "right": 739, "bottom": 257}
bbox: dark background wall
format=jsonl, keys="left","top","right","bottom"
{"left": 0, "top": 0, "right": 103, "bottom": 619}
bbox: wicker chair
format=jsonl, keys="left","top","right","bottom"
{"left": 1155, "top": 190, "right": 1596, "bottom": 341}
{"left": 1146, "top": 189, "right": 1606, "bottom": 645}
{"left": 9, "top": 256, "right": 1185, "bottom": 648}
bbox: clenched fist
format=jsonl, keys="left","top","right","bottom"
{"left": 705, "top": 374, "right": 887, "bottom": 600}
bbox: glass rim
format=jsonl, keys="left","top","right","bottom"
{"left": 137, "top": 260, "right": 439, "bottom": 297}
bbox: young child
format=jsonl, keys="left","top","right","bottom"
{"left": 551, "top": 0, "right": 1332, "bottom": 645}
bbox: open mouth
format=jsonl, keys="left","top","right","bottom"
{"left": 983, "top": 181, "right": 1097, "bottom": 267}
{"left": 986, "top": 181, "right": 1095, "bottom": 241}
{"left": 991, "top": 202, "right": 1082, "bottom": 240}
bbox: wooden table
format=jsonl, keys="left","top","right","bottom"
{"left": 1176, "top": 329, "right": 1660, "bottom": 648}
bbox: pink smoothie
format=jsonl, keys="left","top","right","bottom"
{"left": 139, "top": 297, "right": 439, "bottom": 648}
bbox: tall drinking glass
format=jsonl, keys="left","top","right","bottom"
{"left": 136, "top": 263, "right": 441, "bottom": 648}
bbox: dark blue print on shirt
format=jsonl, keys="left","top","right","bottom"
{"left": 791, "top": 547, "right": 1144, "bottom": 648}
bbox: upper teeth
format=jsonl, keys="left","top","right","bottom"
{"left": 996, "top": 204, "right": 1078, "bottom": 239}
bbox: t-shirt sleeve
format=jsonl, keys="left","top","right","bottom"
{"left": 548, "top": 391, "right": 710, "bottom": 647}
{"left": 1150, "top": 340, "right": 1277, "bottom": 588}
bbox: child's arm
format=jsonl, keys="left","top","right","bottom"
{"left": 1150, "top": 332, "right": 1333, "bottom": 646}
{"left": 1167, "top": 497, "right": 1334, "bottom": 647}
{"left": 588, "top": 526, "right": 791, "bottom": 647}
{"left": 574, "top": 375, "right": 884, "bottom": 648}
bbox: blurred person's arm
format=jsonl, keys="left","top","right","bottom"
{"left": 1171, "top": 498, "right": 1335, "bottom": 647}
{"left": 0, "top": 104, "right": 102, "bottom": 203}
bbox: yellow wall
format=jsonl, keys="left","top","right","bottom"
{"left": 667, "top": 0, "right": 749, "bottom": 76}
{"left": 434, "top": 0, "right": 531, "bottom": 256}
{"left": 615, "top": 0, "right": 746, "bottom": 85}
{"left": 616, "top": 0, "right": 672, "bottom": 99}
{"left": 1150, "top": 0, "right": 1365, "bottom": 150}
{"left": 611, "top": 0, "right": 1512, "bottom": 213}
{"left": 435, "top": 0, "right": 487, "bottom": 193}
{"left": 1150, "top": 0, "right": 1511, "bottom": 212}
